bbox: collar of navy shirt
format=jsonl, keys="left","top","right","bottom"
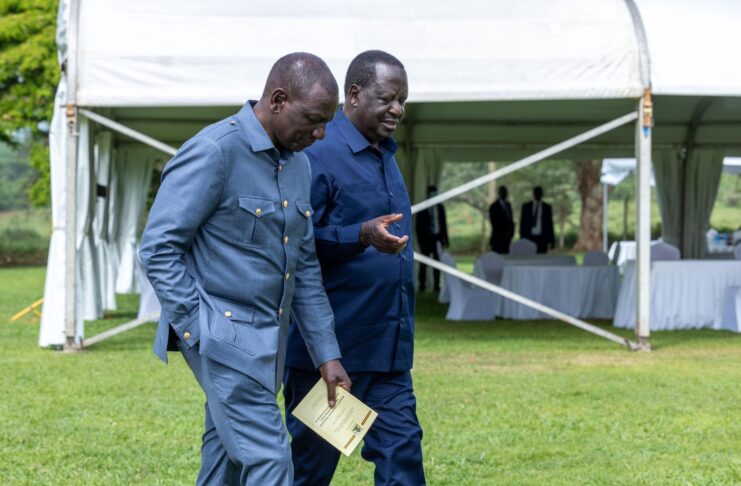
{"left": 334, "top": 109, "right": 398, "bottom": 156}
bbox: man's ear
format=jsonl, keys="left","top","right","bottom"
{"left": 270, "top": 88, "right": 288, "bottom": 114}
{"left": 347, "top": 85, "right": 361, "bottom": 108}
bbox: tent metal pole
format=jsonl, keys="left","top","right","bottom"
{"left": 64, "top": 0, "right": 81, "bottom": 351}
{"left": 412, "top": 111, "right": 639, "bottom": 214}
{"left": 78, "top": 109, "right": 177, "bottom": 156}
{"left": 414, "top": 253, "right": 639, "bottom": 350}
{"left": 83, "top": 313, "right": 160, "bottom": 348}
{"left": 634, "top": 90, "right": 653, "bottom": 351}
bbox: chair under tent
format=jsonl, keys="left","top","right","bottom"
{"left": 41, "top": 0, "right": 741, "bottom": 352}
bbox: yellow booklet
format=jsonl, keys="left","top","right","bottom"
{"left": 291, "top": 379, "right": 378, "bottom": 456}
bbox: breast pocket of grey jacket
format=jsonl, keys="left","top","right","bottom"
{"left": 293, "top": 200, "right": 314, "bottom": 237}
{"left": 209, "top": 296, "right": 257, "bottom": 356}
{"left": 235, "top": 196, "right": 275, "bottom": 246}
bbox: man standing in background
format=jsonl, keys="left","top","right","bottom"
{"left": 520, "top": 186, "right": 555, "bottom": 253}
{"left": 489, "top": 185, "right": 514, "bottom": 253}
{"left": 284, "top": 50, "right": 426, "bottom": 486}
{"left": 416, "top": 184, "right": 448, "bottom": 293}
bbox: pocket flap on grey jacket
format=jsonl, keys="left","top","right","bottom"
{"left": 296, "top": 200, "right": 314, "bottom": 218}
{"left": 238, "top": 196, "right": 275, "bottom": 218}
{"left": 209, "top": 295, "right": 255, "bottom": 323}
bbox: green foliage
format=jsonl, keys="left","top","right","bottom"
{"left": 2, "top": 268, "right": 741, "bottom": 484}
{"left": 0, "top": 141, "right": 33, "bottom": 209}
{"left": 0, "top": 0, "right": 59, "bottom": 206}
{"left": 26, "top": 140, "right": 49, "bottom": 205}
{"left": 0, "top": 0, "right": 59, "bottom": 144}
{"left": 0, "top": 223, "right": 47, "bottom": 264}
{"left": 0, "top": 207, "right": 50, "bottom": 265}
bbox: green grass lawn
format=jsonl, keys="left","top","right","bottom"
{"left": 2, "top": 267, "right": 740, "bottom": 485}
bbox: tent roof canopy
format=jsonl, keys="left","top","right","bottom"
{"left": 74, "top": 0, "right": 741, "bottom": 107}
{"left": 66, "top": 0, "right": 741, "bottom": 158}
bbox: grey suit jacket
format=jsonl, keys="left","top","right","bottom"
{"left": 140, "top": 102, "right": 341, "bottom": 393}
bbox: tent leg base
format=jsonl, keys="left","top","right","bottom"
{"left": 633, "top": 336, "right": 651, "bottom": 352}
{"left": 63, "top": 339, "right": 83, "bottom": 352}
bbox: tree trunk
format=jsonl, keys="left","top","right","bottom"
{"left": 572, "top": 159, "right": 604, "bottom": 252}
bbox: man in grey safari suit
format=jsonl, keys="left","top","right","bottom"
{"left": 140, "top": 53, "right": 351, "bottom": 485}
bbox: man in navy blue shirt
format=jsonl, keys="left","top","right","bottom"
{"left": 284, "top": 50, "right": 425, "bottom": 485}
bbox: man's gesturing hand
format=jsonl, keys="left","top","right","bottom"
{"left": 360, "top": 213, "right": 409, "bottom": 254}
{"left": 319, "top": 359, "right": 352, "bottom": 408}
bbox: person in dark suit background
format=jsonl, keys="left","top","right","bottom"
{"left": 416, "top": 185, "right": 448, "bottom": 292}
{"left": 488, "top": 185, "right": 514, "bottom": 253}
{"left": 520, "top": 186, "right": 555, "bottom": 254}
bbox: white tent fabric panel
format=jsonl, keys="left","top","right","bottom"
{"left": 654, "top": 149, "right": 725, "bottom": 258}
{"left": 39, "top": 79, "right": 83, "bottom": 347}
{"left": 75, "top": 0, "right": 644, "bottom": 107}
{"left": 113, "top": 146, "right": 154, "bottom": 294}
{"left": 78, "top": 119, "right": 102, "bottom": 321}
{"left": 93, "top": 131, "right": 116, "bottom": 311}
{"left": 681, "top": 149, "right": 724, "bottom": 258}
{"left": 106, "top": 147, "right": 121, "bottom": 305}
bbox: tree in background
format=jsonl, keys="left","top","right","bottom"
{"left": 0, "top": 0, "right": 59, "bottom": 207}
{"left": 572, "top": 159, "right": 604, "bottom": 251}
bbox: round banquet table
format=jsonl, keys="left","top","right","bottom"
{"left": 613, "top": 260, "right": 741, "bottom": 330}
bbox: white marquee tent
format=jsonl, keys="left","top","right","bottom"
{"left": 41, "top": 0, "right": 741, "bottom": 350}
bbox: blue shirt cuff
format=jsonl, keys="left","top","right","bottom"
{"left": 338, "top": 222, "right": 363, "bottom": 244}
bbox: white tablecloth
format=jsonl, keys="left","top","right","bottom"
{"left": 473, "top": 255, "right": 577, "bottom": 285}
{"left": 496, "top": 265, "right": 620, "bottom": 320}
{"left": 613, "top": 260, "right": 741, "bottom": 330}
{"left": 504, "top": 255, "right": 577, "bottom": 266}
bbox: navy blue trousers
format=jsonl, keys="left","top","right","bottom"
{"left": 284, "top": 368, "right": 426, "bottom": 486}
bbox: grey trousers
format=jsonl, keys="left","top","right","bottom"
{"left": 177, "top": 340, "right": 292, "bottom": 485}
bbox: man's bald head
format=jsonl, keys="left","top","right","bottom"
{"left": 261, "top": 52, "right": 339, "bottom": 101}
{"left": 254, "top": 53, "right": 339, "bottom": 153}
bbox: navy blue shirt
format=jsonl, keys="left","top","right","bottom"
{"left": 286, "top": 110, "right": 415, "bottom": 372}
